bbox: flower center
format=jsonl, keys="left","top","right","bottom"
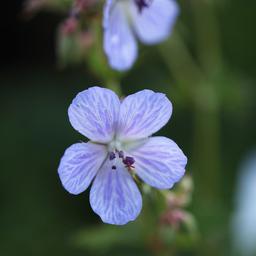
{"left": 108, "top": 149, "right": 135, "bottom": 171}
{"left": 134, "top": 0, "right": 152, "bottom": 13}
{"left": 108, "top": 140, "right": 122, "bottom": 152}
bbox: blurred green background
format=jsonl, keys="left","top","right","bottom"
{"left": 1, "top": 0, "right": 256, "bottom": 255}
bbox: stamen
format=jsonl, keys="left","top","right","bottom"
{"left": 109, "top": 152, "right": 116, "bottom": 160}
{"left": 135, "top": 0, "right": 152, "bottom": 13}
{"left": 123, "top": 156, "right": 135, "bottom": 167}
{"left": 118, "top": 151, "right": 124, "bottom": 159}
{"left": 109, "top": 149, "right": 135, "bottom": 171}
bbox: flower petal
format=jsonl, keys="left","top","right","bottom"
{"left": 131, "top": 0, "right": 179, "bottom": 44}
{"left": 117, "top": 89, "right": 172, "bottom": 141}
{"left": 58, "top": 142, "right": 107, "bottom": 195}
{"left": 103, "top": 0, "right": 138, "bottom": 71}
{"left": 90, "top": 160, "right": 142, "bottom": 225}
{"left": 68, "top": 87, "right": 120, "bottom": 143}
{"left": 129, "top": 136, "right": 187, "bottom": 189}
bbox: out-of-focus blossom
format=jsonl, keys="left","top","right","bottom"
{"left": 166, "top": 175, "right": 193, "bottom": 208}
{"left": 58, "top": 86, "right": 187, "bottom": 225}
{"left": 160, "top": 209, "right": 187, "bottom": 230}
{"left": 60, "top": 17, "right": 79, "bottom": 35}
{"left": 57, "top": 18, "right": 94, "bottom": 67}
{"left": 231, "top": 152, "right": 256, "bottom": 256}
{"left": 103, "top": 0, "right": 179, "bottom": 71}
{"left": 75, "top": 0, "right": 96, "bottom": 12}
{"left": 160, "top": 175, "right": 195, "bottom": 230}
{"left": 79, "top": 31, "right": 94, "bottom": 49}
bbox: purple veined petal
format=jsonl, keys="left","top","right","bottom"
{"left": 117, "top": 89, "right": 172, "bottom": 141}
{"left": 131, "top": 0, "right": 179, "bottom": 44}
{"left": 90, "top": 159, "right": 142, "bottom": 225}
{"left": 58, "top": 142, "right": 108, "bottom": 195}
{"left": 103, "top": 0, "right": 138, "bottom": 71}
{"left": 68, "top": 87, "right": 120, "bottom": 143}
{"left": 128, "top": 136, "right": 187, "bottom": 189}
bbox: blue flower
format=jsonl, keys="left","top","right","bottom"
{"left": 58, "top": 87, "right": 187, "bottom": 225}
{"left": 103, "top": 0, "right": 179, "bottom": 71}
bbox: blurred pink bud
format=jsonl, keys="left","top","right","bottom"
{"left": 166, "top": 175, "right": 193, "bottom": 208}
{"left": 179, "top": 175, "right": 193, "bottom": 194}
{"left": 60, "top": 17, "right": 78, "bottom": 35}
{"left": 166, "top": 192, "right": 188, "bottom": 208}
{"left": 160, "top": 209, "right": 186, "bottom": 230}
{"left": 75, "top": 0, "right": 98, "bottom": 12}
{"left": 79, "top": 31, "right": 94, "bottom": 49}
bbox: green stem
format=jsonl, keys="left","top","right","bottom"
{"left": 105, "top": 78, "right": 122, "bottom": 96}
{"left": 158, "top": 32, "right": 205, "bottom": 104}
{"left": 192, "top": 82, "right": 221, "bottom": 202}
{"left": 191, "top": 0, "right": 222, "bottom": 75}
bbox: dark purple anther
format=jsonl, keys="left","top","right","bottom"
{"left": 112, "top": 165, "right": 117, "bottom": 170}
{"left": 134, "top": 0, "right": 152, "bottom": 13}
{"left": 123, "top": 156, "right": 135, "bottom": 167}
{"left": 118, "top": 151, "right": 124, "bottom": 159}
{"left": 109, "top": 152, "right": 116, "bottom": 160}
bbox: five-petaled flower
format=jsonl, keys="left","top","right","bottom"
{"left": 58, "top": 86, "right": 187, "bottom": 225}
{"left": 103, "top": 0, "right": 179, "bottom": 71}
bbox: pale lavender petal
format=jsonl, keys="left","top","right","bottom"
{"left": 90, "top": 160, "right": 142, "bottom": 225}
{"left": 68, "top": 87, "right": 120, "bottom": 143}
{"left": 131, "top": 0, "right": 179, "bottom": 44}
{"left": 117, "top": 89, "right": 172, "bottom": 141}
{"left": 129, "top": 136, "right": 187, "bottom": 189}
{"left": 58, "top": 142, "right": 107, "bottom": 195}
{"left": 103, "top": 0, "right": 138, "bottom": 71}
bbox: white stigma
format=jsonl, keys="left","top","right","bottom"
{"left": 108, "top": 139, "right": 122, "bottom": 152}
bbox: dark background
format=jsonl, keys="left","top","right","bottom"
{"left": 1, "top": 0, "right": 256, "bottom": 255}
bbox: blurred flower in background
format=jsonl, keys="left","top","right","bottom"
{"left": 24, "top": 0, "right": 179, "bottom": 72}
{"left": 103, "top": 0, "right": 179, "bottom": 71}
{"left": 158, "top": 176, "right": 198, "bottom": 251}
{"left": 231, "top": 151, "right": 256, "bottom": 256}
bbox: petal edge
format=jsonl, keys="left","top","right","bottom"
{"left": 129, "top": 136, "right": 187, "bottom": 189}
{"left": 117, "top": 90, "right": 172, "bottom": 141}
{"left": 131, "top": 0, "right": 179, "bottom": 44}
{"left": 103, "top": 0, "right": 138, "bottom": 71}
{"left": 58, "top": 142, "right": 107, "bottom": 195}
{"left": 90, "top": 160, "right": 142, "bottom": 225}
{"left": 68, "top": 87, "right": 120, "bottom": 143}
